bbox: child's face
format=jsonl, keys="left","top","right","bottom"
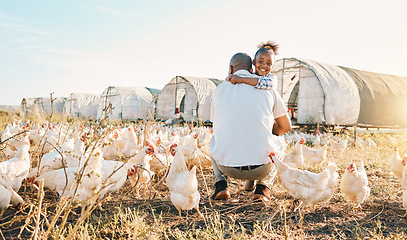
{"left": 253, "top": 51, "right": 274, "bottom": 76}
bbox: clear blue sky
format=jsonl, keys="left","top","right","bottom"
{"left": 1, "top": 0, "right": 406, "bottom": 105}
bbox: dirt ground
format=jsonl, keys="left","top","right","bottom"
{"left": 1, "top": 126, "right": 407, "bottom": 239}
{"left": 2, "top": 164, "right": 406, "bottom": 240}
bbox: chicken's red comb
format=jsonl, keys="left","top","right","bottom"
{"left": 269, "top": 152, "right": 276, "bottom": 157}
{"left": 170, "top": 143, "right": 177, "bottom": 149}
{"left": 347, "top": 162, "right": 355, "bottom": 171}
{"left": 394, "top": 146, "right": 398, "bottom": 151}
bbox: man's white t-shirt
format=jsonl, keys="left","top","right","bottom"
{"left": 210, "top": 70, "right": 288, "bottom": 167}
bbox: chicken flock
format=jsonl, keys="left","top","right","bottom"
{"left": 0, "top": 119, "right": 406, "bottom": 221}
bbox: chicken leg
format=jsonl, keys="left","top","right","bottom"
{"left": 299, "top": 204, "right": 305, "bottom": 230}
{"left": 195, "top": 207, "right": 204, "bottom": 218}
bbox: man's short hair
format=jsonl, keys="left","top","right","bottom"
{"left": 230, "top": 53, "right": 252, "bottom": 71}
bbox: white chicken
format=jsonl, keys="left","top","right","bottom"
{"left": 390, "top": 146, "right": 405, "bottom": 180}
{"left": 2, "top": 130, "right": 30, "bottom": 158}
{"left": 112, "top": 129, "right": 127, "bottom": 152}
{"left": 330, "top": 139, "right": 348, "bottom": 153}
{"left": 199, "top": 128, "right": 213, "bottom": 157}
{"left": 29, "top": 128, "right": 45, "bottom": 145}
{"left": 35, "top": 148, "right": 103, "bottom": 206}
{"left": 312, "top": 135, "right": 321, "bottom": 147}
{"left": 340, "top": 161, "right": 370, "bottom": 209}
{"left": 128, "top": 153, "right": 155, "bottom": 196}
{"left": 166, "top": 144, "right": 202, "bottom": 217}
{"left": 3, "top": 145, "right": 18, "bottom": 158}
{"left": 123, "top": 127, "right": 139, "bottom": 158}
{"left": 282, "top": 138, "right": 305, "bottom": 168}
{"left": 388, "top": 136, "right": 397, "bottom": 146}
{"left": 102, "top": 142, "right": 117, "bottom": 160}
{"left": 145, "top": 140, "right": 170, "bottom": 173}
{"left": 161, "top": 131, "right": 180, "bottom": 152}
{"left": 269, "top": 152, "right": 338, "bottom": 226}
{"left": 180, "top": 132, "right": 199, "bottom": 165}
{"left": 40, "top": 134, "right": 60, "bottom": 154}
{"left": 59, "top": 134, "right": 75, "bottom": 153}
{"left": 196, "top": 128, "right": 213, "bottom": 167}
{"left": 303, "top": 144, "right": 328, "bottom": 165}
{"left": 0, "top": 136, "right": 31, "bottom": 192}
{"left": 1, "top": 125, "right": 19, "bottom": 149}
{"left": 0, "top": 174, "right": 24, "bottom": 216}
{"left": 65, "top": 134, "right": 87, "bottom": 168}
{"left": 98, "top": 145, "right": 155, "bottom": 199}
{"left": 29, "top": 140, "right": 75, "bottom": 179}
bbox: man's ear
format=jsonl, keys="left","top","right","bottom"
{"left": 229, "top": 65, "right": 233, "bottom": 74}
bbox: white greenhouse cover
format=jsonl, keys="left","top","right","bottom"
{"left": 97, "top": 86, "right": 155, "bottom": 121}
{"left": 65, "top": 93, "right": 100, "bottom": 119}
{"left": 20, "top": 97, "right": 66, "bottom": 116}
{"left": 273, "top": 58, "right": 360, "bottom": 125}
{"left": 156, "top": 76, "right": 221, "bottom": 122}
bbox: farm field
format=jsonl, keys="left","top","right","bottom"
{"left": 0, "top": 111, "right": 407, "bottom": 239}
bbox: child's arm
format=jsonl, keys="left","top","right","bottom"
{"left": 226, "top": 74, "right": 274, "bottom": 90}
{"left": 226, "top": 74, "right": 258, "bottom": 86}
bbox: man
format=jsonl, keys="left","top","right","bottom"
{"left": 209, "top": 52, "right": 291, "bottom": 202}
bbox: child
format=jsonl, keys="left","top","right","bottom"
{"left": 226, "top": 41, "right": 278, "bottom": 90}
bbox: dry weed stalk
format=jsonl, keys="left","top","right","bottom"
{"left": 53, "top": 100, "right": 113, "bottom": 239}
{"left": 32, "top": 179, "right": 44, "bottom": 240}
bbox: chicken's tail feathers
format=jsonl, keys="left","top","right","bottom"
{"left": 358, "top": 160, "right": 369, "bottom": 183}
{"left": 358, "top": 160, "right": 366, "bottom": 173}
{"left": 10, "top": 188, "right": 24, "bottom": 206}
{"left": 34, "top": 171, "right": 59, "bottom": 188}
{"left": 326, "top": 162, "right": 339, "bottom": 187}
{"left": 326, "top": 161, "right": 337, "bottom": 173}
{"left": 190, "top": 165, "right": 197, "bottom": 175}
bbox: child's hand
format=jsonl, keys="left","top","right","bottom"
{"left": 225, "top": 74, "right": 242, "bottom": 84}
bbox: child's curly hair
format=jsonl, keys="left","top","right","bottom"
{"left": 255, "top": 40, "right": 279, "bottom": 59}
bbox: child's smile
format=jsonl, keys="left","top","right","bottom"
{"left": 254, "top": 51, "right": 273, "bottom": 76}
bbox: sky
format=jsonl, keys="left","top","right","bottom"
{"left": 1, "top": 0, "right": 406, "bottom": 106}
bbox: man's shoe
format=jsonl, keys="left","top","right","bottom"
{"left": 253, "top": 184, "right": 271, "bottom": 202}
{"left": 245, "top": 180, "right": 256, "bottom": 191}
{"left": 211, "top": 180, "right": 230, "bottom": 200}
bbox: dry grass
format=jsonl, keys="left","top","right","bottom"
{"left": 1, "top": 112, "right": 407, "bottom": 239}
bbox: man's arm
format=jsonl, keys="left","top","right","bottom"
{"left": 272, "top": 115, "right": 291, "bottom": 136}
